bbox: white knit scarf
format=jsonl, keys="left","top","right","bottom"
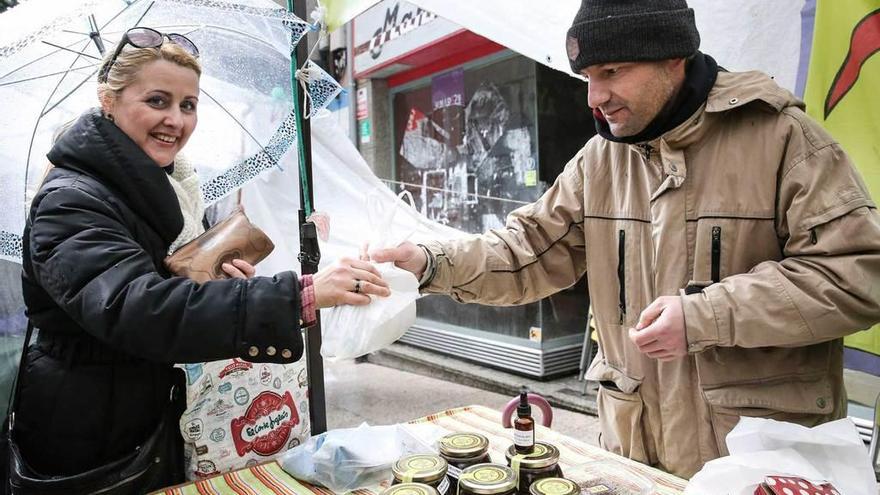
{"left": 166, "top": 153, "right": 206, "bottom": 255}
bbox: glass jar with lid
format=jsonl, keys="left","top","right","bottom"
{"left": 392, "top": 454, "right": 450, "bottom": 495}
{"left": 504, "top": 442, "right": 563, "bottom": 495}
{"left": 438, "top": 433, "right": 491, "bottom": 484}
{"left": 457, "top": 463, "right": 517, "bottom": 495}
{"left": 528, "top": 478, "right": 578, "bottom": 495}
{"left": 381, "top": 482, "right": 441, "bottom": 495}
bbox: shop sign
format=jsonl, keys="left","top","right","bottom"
{"left": 359, "top": 119, "right": 372, "bottom": 144}
{"left": 356, "top": 87, "right": 369, "bottom": 120}
{"left": 353, "top": 0, "right": 459, "bottom": 77}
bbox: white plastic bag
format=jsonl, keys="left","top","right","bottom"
{"left": 321, "top": 190, "right": 421, "bottom": 361}
{"left": 685, "top": 417, "right": 875, "bottom": 495}
{"left": 280, "top": 422, "right": 448, "bottom": 492}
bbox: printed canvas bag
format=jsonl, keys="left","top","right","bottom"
{"left": 178, "top": 357, "right": 310, "bottom": 480}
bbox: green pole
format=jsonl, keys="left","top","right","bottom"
{"left": 287, "top": 0, "right": 326, "bottom": 435}
{"left": 288, "top": 0, "right": 312, "bottom": 217}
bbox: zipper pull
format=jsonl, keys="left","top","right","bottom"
{"left": 711, "top": 226, "right": 722, "bottom": 283}
{"left": 809, "top": 228, "right": 818, "bottom": 245}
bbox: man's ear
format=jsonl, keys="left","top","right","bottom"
{"left": 668, "top": 58, "right": 687, "bottom": 72}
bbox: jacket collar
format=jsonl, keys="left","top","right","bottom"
{"left": 634, "top": 70, "right": 803, "bottom": 200}
{"left": 648, "top": 70, "right": 805, "bottom": 151}
{"left": 46, "top": 108, "right": 184, "bottom": 246}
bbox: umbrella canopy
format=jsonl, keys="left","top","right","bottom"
{"left": 0, "top": 0, "right": 313, "bottom": 262}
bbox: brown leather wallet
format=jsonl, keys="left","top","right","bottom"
{"left": 164, "top": 207, "right": 275, "bottom": 283}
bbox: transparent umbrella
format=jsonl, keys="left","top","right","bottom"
{"left": 0, "top": 0, "right": 313, "bottom": 263}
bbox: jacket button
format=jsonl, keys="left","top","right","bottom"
{"left": 816, "top": 397, "right": 827, "bottom": 409}
{"left": 266, "top": 346, "right": 277, "bottom": 356}
{"left": 248, "top": 346, "right": 259, "bottom": 357}
{"left": 281, "top": 348, "right": 292, "bottom": 359}
{"left": 729, "top": 97, "right": 739, "bottom": 105}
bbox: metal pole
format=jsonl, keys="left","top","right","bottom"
{"left": 287, "top": 0, "right": 326, "bottom": 434}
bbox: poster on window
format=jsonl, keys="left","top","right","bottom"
{"left": 394, "top": 57, "right": 542, "bottom": 234}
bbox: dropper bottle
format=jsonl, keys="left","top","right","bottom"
{"left": 513, "top": 386, "right": 535, "bottom": 454}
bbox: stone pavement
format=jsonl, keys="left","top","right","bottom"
{"left": 324, "top": 356, "right": 601, "bottom": 446}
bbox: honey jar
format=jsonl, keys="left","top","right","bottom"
{"left": 504, "top": 442, "right": 563, "bottom": 495}
{"left": 381, "top": 482, "right": 441, "bottom": 495}
{"left": 457, "top": 464, "right": 517, "bottom": 495}
{"left": 438, "top": 433, "right": 492, "bottom": 484}
{"left": 392, "top": 454, "right": 450, "bottom": 495}
{"left": 528, "top": 478, "right": 579, "bottom": 495}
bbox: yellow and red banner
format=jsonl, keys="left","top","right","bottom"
{"left": 802, "top": 0, "right": 880, "bottom": 373}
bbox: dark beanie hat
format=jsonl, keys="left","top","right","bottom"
{"left": 566, "top": 0, "right": 700, "bottom": 73}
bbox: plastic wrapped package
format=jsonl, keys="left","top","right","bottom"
{"left": 280, "top": 423, "right": 449, "bottom": 492}
{"left": 564, "top": 461, "right": 654, "bottom": 495}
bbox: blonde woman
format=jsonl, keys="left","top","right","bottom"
{"left": 13, "top": 28, "right": 386, "bottom": 492}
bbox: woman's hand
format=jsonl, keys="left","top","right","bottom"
{"left": 222, "top": 259, "right": 256, "bottom": 279}
{"left": 313, "top": 257, "right": 390, "bottom": 308}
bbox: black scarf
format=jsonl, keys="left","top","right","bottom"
{"left": 594, "top": 52, "right": 719, "bottom": 144}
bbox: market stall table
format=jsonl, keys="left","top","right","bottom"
{"left": 154, "top": 405, "right": 688, "bottom": 495}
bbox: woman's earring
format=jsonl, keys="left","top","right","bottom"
{"left": 106, "top": 113, "right": 114, "bottom": 122}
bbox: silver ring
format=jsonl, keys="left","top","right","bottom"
{"left": 353, "top": 280, "right": 362, "bottom": 294}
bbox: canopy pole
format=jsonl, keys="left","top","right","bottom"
{"left": 288, "top": 0, "right": 326, "bottom": 435}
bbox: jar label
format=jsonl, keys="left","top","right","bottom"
{"left": 443, "top": 433, "right": 481, "bottom": 449}
{"left": 534, "top": 478, "right": 576, "bottom": 495}
{"left": 437, "top": 475, "right": 450, "bottom": 495}
{"left": 447, "top": 465, "right": 462, "bottom": 479}
{"left": 513, "top": 429, "right": 534, "bottom": 447}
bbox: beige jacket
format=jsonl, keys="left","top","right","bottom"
{"left": 422, "top": 71, "right": 880, "bottom": 478}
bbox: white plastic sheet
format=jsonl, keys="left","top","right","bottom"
{"left": 241, "top": 113, "right": 463, "bottom": 278}
{"left": 404, "top": 0, "right": 806, "bottom": 92}
{"left": 685, "top": 417, "right": 875, "bottom": 495}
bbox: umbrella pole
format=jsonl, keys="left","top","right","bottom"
{"left": 288, "top": 0, "right": 326, "bottom": 434}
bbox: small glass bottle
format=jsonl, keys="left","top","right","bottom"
{"left": 513, "top": 387, "right": 535, "bottom": 454}
{"left": 457, "top": 464, "right": 517, "bottom": 495}
{"left": 392, "top": 454, "right": 450, "bottom": 495}
{"left": 505, "top": 442, "right": 563, "bottom": 495}
{"left": 528, "top": 478, "right": 579, "bottom": 495}
{"left": 438, "top": 432, "right": 491, "bottom": 484}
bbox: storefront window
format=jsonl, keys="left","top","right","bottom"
{"left": 388, "top": 53, "right": 591, "bottom": 367}
{"left": 392, "top": 55, "right": 543, "bottom": 233}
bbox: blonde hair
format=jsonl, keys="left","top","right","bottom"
{"left": 34, "top": 42, "right": 202, "bottom": 193}
{"left": 97, "top": 41, "right": 201, "bottom": 103}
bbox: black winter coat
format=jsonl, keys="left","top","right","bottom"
{"left": 17, "top": 109, "right": 304, "bottom": 481}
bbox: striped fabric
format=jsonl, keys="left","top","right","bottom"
{"left": 155, "top": 405, "right": 687, "bottom": 495}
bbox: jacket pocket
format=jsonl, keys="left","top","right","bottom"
{"left": 702, "top": 377, "right": 833, "bottom": 456}
{"left": 597, "top": 383, "right": 649, "bottom": 463}
{"left": 587, "top": 356, "right": 649, "bottom": 463}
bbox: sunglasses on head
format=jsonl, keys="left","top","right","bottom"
{"left": 98, "top": 27, "right": 199, "bottom": 83}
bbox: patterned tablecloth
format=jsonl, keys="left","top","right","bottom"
{"left": 156, "top": 405, "right": 688, "bottom": 495}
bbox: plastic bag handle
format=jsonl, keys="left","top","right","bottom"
{"left": 365, "top": 189, "right": 419, "bottom": 248}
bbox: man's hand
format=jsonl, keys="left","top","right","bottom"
{"left": 368, "top": 241, "right": 428, "bottom": 278}
{"left": 628, "top": 296, "right": 687, "bottom": 361}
